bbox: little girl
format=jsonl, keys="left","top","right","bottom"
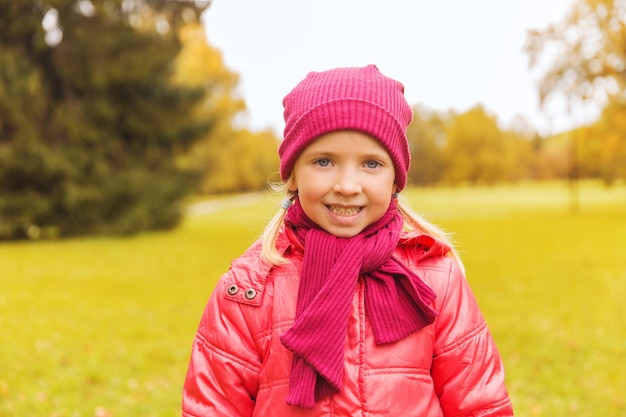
{"left": 182, "top": 65, "right": 514, "bottom": 416}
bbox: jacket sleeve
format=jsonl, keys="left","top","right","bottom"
{"left": 182, "top": 275, "right": 261, "bottom": 417}
{"left": 431, "top": 259, "right": 514, "bottom": 416}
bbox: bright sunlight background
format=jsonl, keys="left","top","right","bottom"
{"left": 203, "top": 0, "right": 599, "bottom": 136}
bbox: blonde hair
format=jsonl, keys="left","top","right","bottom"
{"left": 260, "top": 186, "right": 465, "bottom": 274}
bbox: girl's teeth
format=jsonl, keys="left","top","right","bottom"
{"left": 329, "top": 206, "right": 360, "bottom": 216}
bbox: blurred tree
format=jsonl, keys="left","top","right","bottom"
{"left": 587, "top": 99, "right": 626, "bottom": 184}
{"left": 441, "top": 106, "right": 509, "bottom": 185}
{"left": 505, "top": 115, "right": 539, "bottom": 181}
{"left": 406, "top": 105, "right": 447, "bottom": 186}
{"left": 406, "top": 105, "right": 560, "bottom": 185}
{"left": 200, "top": 127, "right": 280, "bottom": 193}
{"left": 172, "top": 22, "right": 280, "bottom": 194}
{"left": 535, "top": 132, "right": 571, "bottom": 180}
{"left": 0, "top": 0, "right": 213, "bottom": 239}
{"left": 525, "top": 0, "right": 626, "bottom": 184}
{"left": 575, "top": 126, "right": 604, "bottom": 178}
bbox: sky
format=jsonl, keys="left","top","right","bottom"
{"left": 202, "top": 0, "right": 600, "bottom": 136}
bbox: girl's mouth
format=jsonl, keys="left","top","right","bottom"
{"left": 328, "top": 206, "right": 361, "bottom": 216}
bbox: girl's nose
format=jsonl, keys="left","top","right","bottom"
{"left": 332, "top": 170, "right": 363, "bottom": 195}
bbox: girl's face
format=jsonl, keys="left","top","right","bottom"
{"left": 288, "top": 130, "right": 397, "bottom": 238}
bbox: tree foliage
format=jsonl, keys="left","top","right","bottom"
{"left": 441, "top": 106, "right": 510, "bottom": 184}
{"left": 0, "top": 0, "right": 212, "bottom": 239}
{"left": 406, "top": 105, "right": 447, "bottom": 186}
{"left": 585, "top": 100, "right": 626, "bottom": 184}
{"left": 172, "top": 22, "right": 280, "bottom": 194}
{"left": 406, "top": 105, "right": 548, "bottom": 186}
{"left": 525, "top": 0, "right": 626, "bottom": 184}
{"left": 525, "top": 0, "right": 626, "bottom": 107}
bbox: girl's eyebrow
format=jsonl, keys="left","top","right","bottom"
{"left": 301, "top": 149, "right": 334, "bottom": 158}
{"left": 306, "top": 149, "right": 330, "bottom": 155}
{"left": 361, "top": 152, "right": 389, "bottom": 160}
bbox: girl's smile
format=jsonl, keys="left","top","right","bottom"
{"left": 288, "top": 130, "right": 397, "bottom": 238}
{"left": 327, "top": 205, "right": 362, "bottom": 217}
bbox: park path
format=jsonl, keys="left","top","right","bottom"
{"left": 186, "top": 193, "right": 264, "bottom": 216}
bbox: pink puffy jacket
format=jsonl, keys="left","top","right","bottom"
{"left": 182, "top": 228, "right": 514, "bottom": 416}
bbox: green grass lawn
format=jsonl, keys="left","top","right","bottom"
{"left": 1, "top": 181, "right": 624, "bottom": 416}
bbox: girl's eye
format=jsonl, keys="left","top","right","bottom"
{"left": 315, "top": 158, "right": 330, "bottom": 167}
{"left": 365, "top": 160, "right": 380, "bottom": 169}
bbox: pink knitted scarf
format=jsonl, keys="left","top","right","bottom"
{"left": 280, "top": 198, "right": 438, "bottom": 409}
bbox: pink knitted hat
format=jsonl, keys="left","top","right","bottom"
{"left": 279, "top": 65, "right": 414, "bottom": 190}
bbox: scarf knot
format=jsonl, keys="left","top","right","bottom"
{"left": 280, "top": 198, "right": 439, "bottom": 409}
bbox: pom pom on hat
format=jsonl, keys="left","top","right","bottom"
{"left": 279, "top": 65, "right": 413, "bottom": 190}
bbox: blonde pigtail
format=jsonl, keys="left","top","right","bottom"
{"left": 396, "top": 197, "right": 465, "bottom": 275}
{"left": 261, "top": 190, "right": 297, "bottom": 265}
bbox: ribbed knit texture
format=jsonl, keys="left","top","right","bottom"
{"left": 279, "top": 65, "right": 413, "bottom": 190}
{"left": 280, "top": 198, "right": 438, "bottom": 408}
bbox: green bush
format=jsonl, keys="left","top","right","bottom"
{"left": 0, "top": 1, "right": 210, "bottom": 240}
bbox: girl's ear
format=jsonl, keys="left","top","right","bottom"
{"left": 286, "top": 175, "right": 298, "bottom": 192}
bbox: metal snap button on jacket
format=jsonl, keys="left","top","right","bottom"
{"left": 227, "top": 284, "right": 239, "bottom": 295}
{"left": 244, "top": 288, "right": 257, "bottom": 300}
